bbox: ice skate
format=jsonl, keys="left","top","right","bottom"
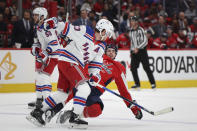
{"left": 45, "top": 109, "right": 55, "bottom": 123}
{"left": 28, "top": 98, "right": 43, "bottom": 109}
{"left": 56, "top": 108, "right": 74, "bottom": 124}
{"left": 68, "top": 111, "right": 88, "bottom": 129}
{"left": 26, "top": 108, "right": 45, "bottom": 127}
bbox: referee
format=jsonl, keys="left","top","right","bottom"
{"left": 129, "top": 16, "right": 156, "bottom": 89}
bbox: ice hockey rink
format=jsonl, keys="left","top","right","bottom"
{"left": 0, "top": 88, "right": 197, "bottom": 131}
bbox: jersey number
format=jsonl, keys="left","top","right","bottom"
{"left": 45, "top": 31, "right": 52, "bottom": 37}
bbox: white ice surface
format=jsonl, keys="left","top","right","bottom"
{"left": 0, "top": 88, "right": 197, "bottom": 131}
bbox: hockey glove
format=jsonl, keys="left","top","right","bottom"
{"left": 44, "top": 17, "right": 57, "bottom": 30}
{"left": 129, "top": 100, "right": 143, "bottom": 120}
{"left": 31, "top": 43, "right": 41, "bottom": 56}
{"left": 89, "top": 73, "right": 101, "bottom": 87}
{"left": 36, "top": 50, "right": 50, "bottom": 70}
{"left": 59, "top": 36, "right": 72, "bottom": 48}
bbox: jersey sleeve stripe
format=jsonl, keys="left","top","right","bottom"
{"left": 62, "top": 22, "right": 70, "bottom": 36}
{"left": 98, "top": 41, "right": 106, "bottom": 50}
{"left": 58, "top": 49, "right": 84, "bottom": 67}
{"left": 84, "top": 33, "right": 93, "bottom": 41}
{"left": 48, "top": 40, "right": 58, "bottom": 46}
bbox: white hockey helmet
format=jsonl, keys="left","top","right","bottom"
{"left": 33, "top": 7, "right": 48, "bottom": 21}
{"left": 96, "top": 19, "right": 114, "bottom": 39}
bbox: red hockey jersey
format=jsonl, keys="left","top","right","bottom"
{"left": 97, "top": 55, "right": 133, "bottom": 107}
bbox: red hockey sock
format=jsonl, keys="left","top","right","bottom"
{"left": 83, "top": 103, "right": 102, "bottom": 118}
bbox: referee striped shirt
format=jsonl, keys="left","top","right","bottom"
{"left": 129, "top": 26, "right": 148, "bottom": 51}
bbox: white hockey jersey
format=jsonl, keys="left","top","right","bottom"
{"left": 58, "top": 22, "right": 106, "bottom": 75}
{"left": 35, "top": 17, "right": 64, "bottom": 58}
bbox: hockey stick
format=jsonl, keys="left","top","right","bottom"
{"left": 96, "top": 84, "right": 174, "bottom": 116}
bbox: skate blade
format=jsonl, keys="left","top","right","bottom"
{"left": 26, "top": 115, "right": 44, "bottom": 127}
{"left": 56, "top": 111, "right": 64, "bottom": 124}
{"left": 68, "top": 123, "right": 88, "bottom": 129}
{"left": 56, "top": 111, "right": 72, "bottom": 124}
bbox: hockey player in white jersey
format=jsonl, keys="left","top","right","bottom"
{"left": 26, "top": 18, "right": 114, "bottom": 129}
{"left": 28, "top": 7, "right": 66, "bottom": 109}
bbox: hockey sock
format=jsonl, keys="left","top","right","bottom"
{"left": 83, "top": 103, "right": 102, "bottom": 118}
{"left": 73, "top": 96, "right": 87, "bottom": 116}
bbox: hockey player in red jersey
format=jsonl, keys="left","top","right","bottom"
{"left": 56, "top": 44, "right": 143, "bottom": 124}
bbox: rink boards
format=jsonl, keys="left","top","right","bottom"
{"left": 0, "top": 49, "right": 197, "bottom": 92}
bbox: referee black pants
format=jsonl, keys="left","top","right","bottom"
{"left": 130, "top": 48, "right": 155, "bottom": 86}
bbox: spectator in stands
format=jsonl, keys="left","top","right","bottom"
{"left": 120, "top": 13, "right": 129, "bottom": 33}
{"left": 57, "top": 6, "right": 66, "bottom": 21}
{"left": 93, "top": 0, "right": 104, "bottom": 13}
{"left": 146, "top": 29, "right": 154, "bottom": 49}
{"left": 188, "top": 17, "right": 197, "bottom": 36}
{"left": 102, "top": 3, "right": 113, "bottom": 22}
{"left": 72, "top": 8, "right": 92, "bottom": 27}
{"left": 0, "top": 13, "right": 7, "bottom": 47}
{"left": 178, "top": 12, "right": 188, "bottom": 30}
{"left": 184, "top": 1, "right": 196, "bottom": 25}
{"left": 144, "top": 3, "right": 158, "bottom": 26}
{"left": 0, "top": 0, "right": 6, "bottom": 14}
{"left": 176, "top": 28, "right": 190, "bottom": 49}
{"left": 151, "top": 15, "right": 167, "bottom": 38}
{"left": 171, "top": 13, "right": 179, "bottom": 33}
{"left": 120, "top": 12, "right": 135, "bottom": 33}
{"left": 0, "top": 13, "right": 7, "bottom": 32}
{"left": 9, "top": 3, "right": 18, "bottom": 16}
{"left": 22, "top": 0, "right": 32, "bottom": 10}
{"left": 116, "top": 29, "right": 130, "bottom": 49}
{"left": 89, "top": 10, "right": 97, "bottom": 22}
{"left": 191, "top": 35, "right": 197, "bottom": 48}
{"left": 152, "top": 32, "right": 168, "bottom": 49}
{"left": 166, "top": 25, "right": 178, "bottom": 49}
{"left": 11, "top": 10, "right": 34, "bottom": 48}
{"left": 81, "top": 0, "right": 93, "bottom": 13}
{"left": 4, "top": 7, "right": 12, "bottom": 23}
{"left": 157, "top": 4, "right": 168, "bottom": 17}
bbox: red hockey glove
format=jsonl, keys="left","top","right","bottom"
{"left": 36, "top": 50, "right": 50, "bottom": 70}
{"left": 89, "top": 73, "right": 101, "bottom": 87}
{"left": 44, "top": 17, "right": 57, "bottom": 30}
{"left": 31, "top": 43, "right": 41, "bottom": 56}
{"left": 59, "top": 37, "right": 69, "bottom": 48}
{"left": 129, "top": 100, "right": 143, "bottom": 120}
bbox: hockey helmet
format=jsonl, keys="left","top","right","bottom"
{"left": 33, "top": 7, "right": 48, "bottom": 21}
{"left": 96, "top": 19, "right": 114, "bottom": 39}
{"left": 105, "top": 44, "right": 118, "bottom": 54}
